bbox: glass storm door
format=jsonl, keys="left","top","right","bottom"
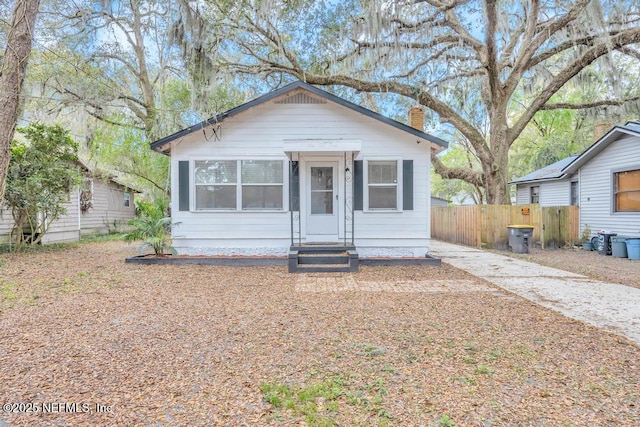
{"left": 306, "top": 162, "right": 339, "bottom": 238}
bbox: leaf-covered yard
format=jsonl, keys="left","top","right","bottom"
{"left": 0, "top": 241, "right": 638, "bottom": 426}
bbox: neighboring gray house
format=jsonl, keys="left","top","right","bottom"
{"left": 79, "top": 175, "right": 138, "bottom": 236}
{"left": 430, "top": 196, "right": 450, "bottom": 207}
{"left": 0, "top": 167, "right": 138, "bottom": 244}
{"left": 510, "top": 155, "right": 580, "bottom": 206}
{"left": 510, "top": 121, "right": 640, "bottom": 237}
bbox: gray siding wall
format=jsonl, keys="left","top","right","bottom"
{"left": 41, "top": 187, "right": 81, "bottom": 244}
{"left": 515, "top": 173, "right": 578, "bottom": 206}
{"left": 80, "top": 179, "right": 136, "bottom": 235}
{"left": 1, "top": 190, "right": 80, "bottom": 244}
{"left": 0, "top": 206, "right": 15, "bottom": 242}
{"left": 579, "top": 134, "right": 640, "bottom": 237}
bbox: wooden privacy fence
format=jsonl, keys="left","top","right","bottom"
{"left": 431, "top": 204, "right": 579, "bottom": 249}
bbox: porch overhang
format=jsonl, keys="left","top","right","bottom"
{"left": 283, "top": 139, "right": 361, "bottom": 159}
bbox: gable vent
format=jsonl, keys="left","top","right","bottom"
{"left": 275, "top": 93, "right": 326, "bottom": 104}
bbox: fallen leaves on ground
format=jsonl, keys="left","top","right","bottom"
{"left": 0, "top": 241, "right": 638, "bottom": 426}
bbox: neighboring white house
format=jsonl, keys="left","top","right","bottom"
{"left": 150, "top": 81, "right": 448, "bottom": 258}
{"left": 510, "top": 121, "right": 640, "bottom": 237}
{"left": 1, "top": 169, "right": 137, "bottom": 244}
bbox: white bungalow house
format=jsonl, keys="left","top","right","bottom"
{"left": 150, "top": 81, "right": 448, "bottom": 270}
{"left": 510, "top": 121, "right": 640, "bottom": 238}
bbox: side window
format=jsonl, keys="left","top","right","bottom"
{"left": 570, "top": 181, "right": 578, "bottom": 206}
{"left": 124, "top": 192, "right": 131, "bottom": 208}
{"left": 614, "top": 169, "right": 640, "bottom": 212}
{"left": 530, "top": 186, "right": 540, "bottom": 204}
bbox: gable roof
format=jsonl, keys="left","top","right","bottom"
{"left": 150, "top": 81, "right": 449, "bottom": 154}
{"left": 562, "top": 120, "right": 640, "bottom": 175}
{"left": 509, "top": 155, "right": 579, "bottom": 184}
{"left": 77, "top": 159, "right": 141, "bottom": 193}
{"left": 509, "top": 120, "right": 640, "bottom": 185}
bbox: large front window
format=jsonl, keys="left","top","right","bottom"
{"left": 194, "top": 160, "right": 283, "bottom": 210}
{"left": 614, "top": 168, "right": 640, "bottom": 212}
{"left": 368, "top": 160, "right": 398, "bottom": 210}
{"left": 241, "top": 160, "right": 283, "bottom": 209}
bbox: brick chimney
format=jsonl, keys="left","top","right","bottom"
{"left": 409, "top": 106, "right": 424, "bottom": 131}
{"left": 594, "top": 121, "right": 613, "bottom": 140}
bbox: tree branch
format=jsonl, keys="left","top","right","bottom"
{"left": 540, "top": 95, "right": 640, "bottom": 110}
{"left": 510, "top": 27, "right": 640, "bottom": 143}
{"left": 431, "top": 151, "right": 484, "bottom": 188}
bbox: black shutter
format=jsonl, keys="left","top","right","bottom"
{"left": 354, "top": 160, "right": 363, "bottom": 210}
{"left": 403, "top": 160, "right": 413, "bottom": 211}
{"left": 178, "top": 161, "right": 190, "bottom": 211}
{"left": 289, "top": 161, "right": 300, "bottom": 211}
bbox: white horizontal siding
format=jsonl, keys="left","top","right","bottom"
{"left": 579, "top": 134, "right": 640, "bottom": 237}
{"left": 170, "top": 94, "right": 432, "bottom": 255}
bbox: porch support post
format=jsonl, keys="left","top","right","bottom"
{"left": 344, "top": 151, "right": 347, "bottom": 246}
{"left": 289, "top": 159, "right": 294, "bottom": 247}
{"left": 351, "top": 151, "right": 355, "bottom": 246}
{"left": 298, "top": 153, "right": 301, "bottom": 246}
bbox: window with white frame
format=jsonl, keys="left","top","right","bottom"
{"left": 241, "top": 160, "right": 283, "bottom": 209}
{"left": 194, "top": 160, "right": 283, "bottom": 210}
{"left": 530, "top": 186, "right": 540, "bottom": 204}
{"left": 570, "top": 181, "right": 578, "bottom": 206}
{"left": 123, "top": 192, "right": 131, "bottom": 208}
{"left": 614, "top": 168, "right": 640, "bottom": 212}
{"left": 368, "top": 160, "right": 399, "bottom": 210}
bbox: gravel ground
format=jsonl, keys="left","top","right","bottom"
{"left": 0, "top": 241, "right": 639, "bottom": 426}
{"left": 493, "top": 246, "right": 640, "bottom": 289}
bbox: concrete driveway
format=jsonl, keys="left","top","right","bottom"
{"left": 430, "top": 240, "right": 640, "bottom": 346}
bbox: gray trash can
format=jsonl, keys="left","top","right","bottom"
{"left": 611, "top": 236, "right": 629, "bottom": 258}
{"left": 507, "top": 225, "right": 534, "bottom": 254}
{"left": 596, "top": 231, "right": 617, "bottom": 255}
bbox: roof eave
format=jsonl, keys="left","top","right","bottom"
{"left": 562, "top": 125, "right": 640, "bottom": 175}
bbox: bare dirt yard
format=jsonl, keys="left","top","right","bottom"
{"left": 493, "top": 246, "right": 640, "bottom": 290}
{"left": 0, "top": 240, "right": 638, "bottom": 426}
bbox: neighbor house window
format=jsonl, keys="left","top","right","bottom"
{"left": 570, "top": 182, "right": 578, "bottom": 206}
{"left": 614, "top": 168, "right": 640, "bottom": 212}
{"left": 194, "top": 160, "right": 283, "bottom": 210}
{"left": 530, "top": 186, "right": 540, "bottom": 204}
{"left": 368, "top": 160, "right": 399, "bottom": 210}
{"left": 123, "top": 192, "right": 131, "bottom": 208}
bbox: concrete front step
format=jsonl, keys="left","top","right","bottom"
{"left": 297, "top": 253, "right": 349, "bottom": 265}
{"left": 289, "top": 247, "right": 359, "bottom": 273}
{"left": 294, "top": 264, "right": 354, "bottom": 273}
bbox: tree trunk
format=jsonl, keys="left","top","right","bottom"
{"left": 0, "top": 0, "right": 41, "bottom": 201}
{"left": 484, "top": 110, "right": 512, "bottom": 205}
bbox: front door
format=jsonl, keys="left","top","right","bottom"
{"left": 306, "top": 161, "right": 339, "bottom": 240}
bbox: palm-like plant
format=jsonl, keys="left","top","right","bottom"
{"left": 124, "top": 199, "right": 177, "bottom": 256}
